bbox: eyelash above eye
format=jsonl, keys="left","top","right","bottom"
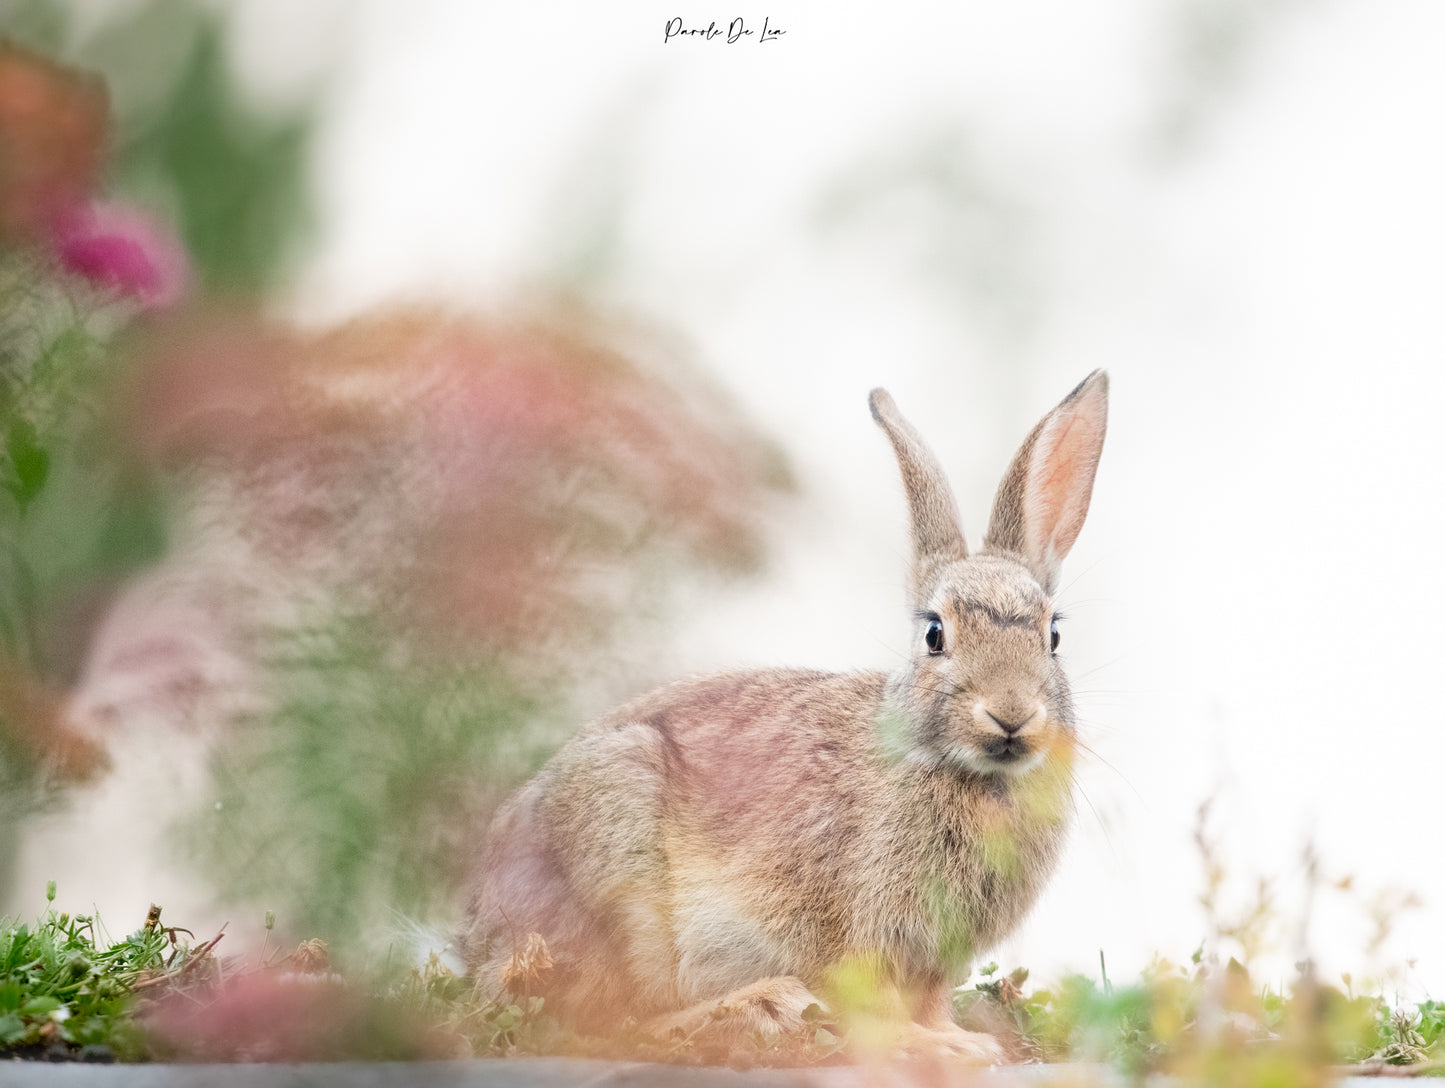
{"left": 1049, "top": 611, "right": 1064, "bottom": 654}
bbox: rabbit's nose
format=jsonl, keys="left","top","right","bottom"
{"left": 985, "top": 707, "right": 1035, "bottom": 735}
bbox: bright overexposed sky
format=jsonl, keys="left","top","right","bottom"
{"left": 23, "top": 0, "right": 1445, "bottom": 996}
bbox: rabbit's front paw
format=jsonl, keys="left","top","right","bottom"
{"left": 647, "top": 976, "right": 824, "bottom": 1041}
{"left": 896, "top": 1022, "right": 1005, "bottom": 1064}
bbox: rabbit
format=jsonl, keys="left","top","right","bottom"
{"left": 463, "top": 370, "right": 1109, "bottom": 1060}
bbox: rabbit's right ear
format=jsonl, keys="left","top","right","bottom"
{"left": 870, "top": 388, "right": 968, "bottom": 608}
{"left": 983, "top": 370, "right": 1108, "bottom": 595}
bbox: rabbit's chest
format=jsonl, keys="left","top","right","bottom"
{"left": 934, "top": 807, "right": 1062, "bottom": 951}
{"left": 865, "top": 786, "right": 1066, "bottom": 975}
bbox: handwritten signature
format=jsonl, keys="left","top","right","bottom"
{"left": 663, "top": 17, "right": 786, "bottom": 44}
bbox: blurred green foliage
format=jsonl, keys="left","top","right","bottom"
{"left": 956, "top": 953, "right": 1396, "bottom": 1074}
{"left": 0, "top": 0, "right": 319, "bottom": 894}
{"left": 2, "top": 0, "right": 317, "bottom": 292}
{"left": 0, "top": 264, "right": 163, "bottom": 891}
{"left": 0, "top": 269, "right": 165, "bottom": 679}
{"left": 108, "top": 9, "right": 314, "bottom": 293}
{"left": 5, "top": 879, "right": 1438, "bottom": 1073}
{"left": 184, "top": 616, "right": 565, "bottom": 950}
{"left": 0, "top": 0, "right": 322, "bottom": 661}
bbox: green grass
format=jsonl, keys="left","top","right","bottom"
{"left": 0, "top": 884, "right": 207, "bottom": 1061}
{"left": 3, "top": 876, "right": 1441, "bottom": 1075}
{"left": 955, "top": 955, "right": 1409, "bottom": 1073}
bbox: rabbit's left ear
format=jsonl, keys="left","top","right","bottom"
{"left": 984, "top": 370, "right": 1108, "bottom": 595}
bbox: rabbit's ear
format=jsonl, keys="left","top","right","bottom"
{"left": 984, "top": 370, "right": 1108, "bottom": 595}
{"left": 870, "top": 388, "right": 968, "bottom": 606}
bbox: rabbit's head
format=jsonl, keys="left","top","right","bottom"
{"left": 870, "top": 371, "right": 1108, "bottom": 779}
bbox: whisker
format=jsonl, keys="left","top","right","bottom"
{"left": 1053, "top": 557, "right": 1110, "bottom": 601}
{"left": 1053, "top": 595, "right": 1114, "bottom": 610}
{"left": 868, "top": 636, "right": 912, "bottom": 664}
{"left": 1071, "top": 713, "right": 1126, "bottom": 732}
{"left": 1067, "top": 767, "right": 1115, "bottom": 853}
{"left": 1070, "top": 737, "right": 1146, "bottom": 807}
{"left": 1069, "top": 657, "right": 1133, "bottom": 682}
{"left": 911, "top": 686, "right": 965, "bottom": 700}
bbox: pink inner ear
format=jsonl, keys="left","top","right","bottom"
{"left": 1025, "top": 401, "right": 1105, "bottom": 572}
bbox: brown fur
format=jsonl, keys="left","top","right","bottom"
{"left": 463, "top": 372, "right": 1110, "bottom": 1058}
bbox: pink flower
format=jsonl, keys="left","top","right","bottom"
{"left": 142, "top": 972, "right": 450, "bottom": 1062}
{"left": 52, "top": 201, "right": 188, "bottom": 310}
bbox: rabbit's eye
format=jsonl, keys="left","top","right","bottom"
{"left": 925, "top": 616, "right": 945, "bottom": 655}
{"left": 1050, "top": 617, "right": 1061, "bottom": 653}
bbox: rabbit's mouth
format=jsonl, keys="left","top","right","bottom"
{"left": 981, "top": 734, "right": 1032, "bottom": 766}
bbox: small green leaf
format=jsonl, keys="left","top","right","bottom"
{"left": 5, "top": 420, "right": 50, "bottom": 512}
{"left": 0, "top": 981, "right": 23, "bottom": 1012}
{"left": 813, "top": 1027, "right": 839, "bottom": 1048}
{"left": 0, "top": 1012, "right": 26, "bottom": 1045}
{"left": 492, "top": 1007, "right": 518, "bottom": 1031}
{"left": 21, "top": 995, "right": 61, "bottom": 1017}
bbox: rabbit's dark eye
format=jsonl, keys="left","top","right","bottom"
{"left": 925, "top": 616, "right": 945, "bottom": 655}
{"left": 1050, "top": 617, "right": 1061, "bottom": 653}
